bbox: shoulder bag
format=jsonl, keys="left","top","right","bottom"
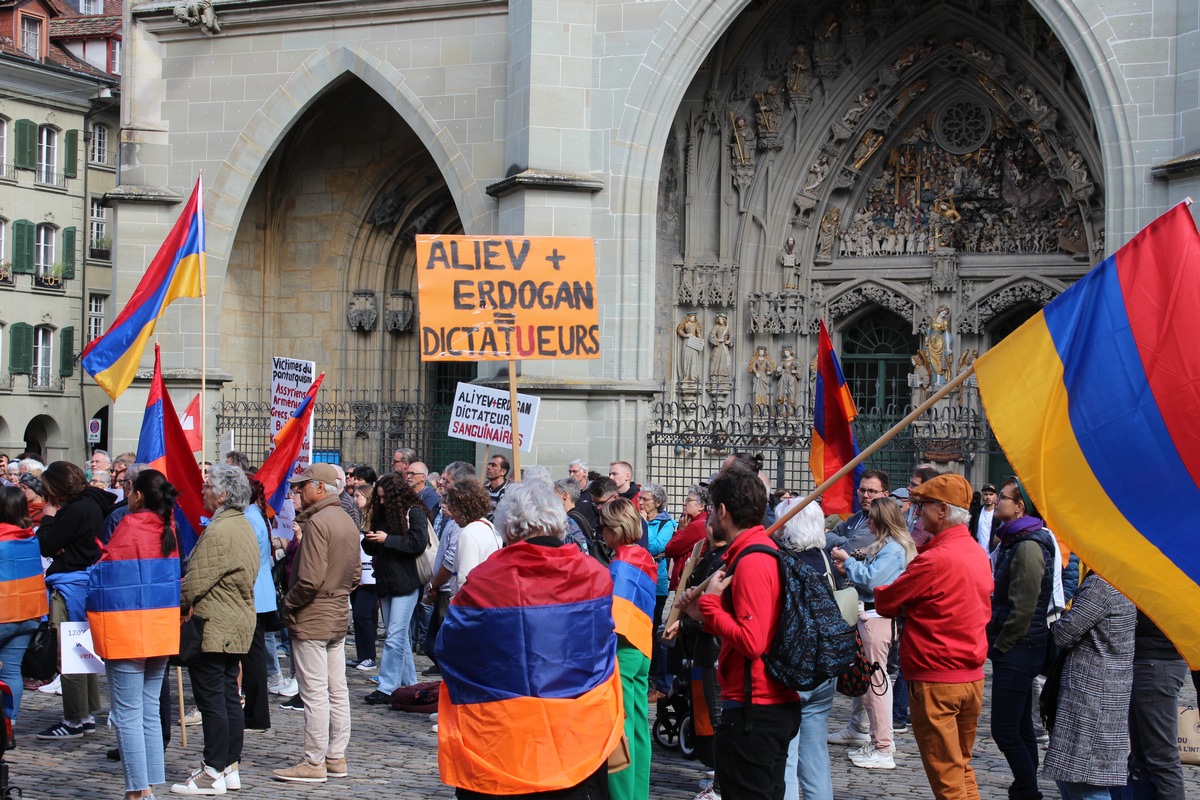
{"left": 821, "top": 549, "right": 861, "bottom": 627}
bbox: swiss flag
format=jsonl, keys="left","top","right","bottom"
{"left": 180, "top": 393, "right": 202, "bottom": 452}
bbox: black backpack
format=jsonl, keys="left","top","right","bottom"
{"left": 729, "top": 544, "right": 861, "bottom": 692}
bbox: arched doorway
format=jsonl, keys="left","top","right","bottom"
{"left": 217, "top": 76, "right": 474, "bottom": 470}
{"left": 23, "top": 414, "right": 60, "bottom": 459}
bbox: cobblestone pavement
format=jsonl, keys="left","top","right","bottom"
{"left": 7, "top": 648, "right": 1198, "bottom": 799}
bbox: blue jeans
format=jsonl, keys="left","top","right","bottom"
{"left": 0, "top": 619, "right": 39, "bottom": 723}
{"left": 378, "top": 590, "right": 419, "bottom": 694}
{"left": 991, "top": 641, "right": 1047, "bottom": 799}
{"left": 106, "top": 657, "right": 169, "bottom": 793}
{"left": 264, "top": 630, "right": 282, "bottom": 679}
{"left": 783, "top": 677, "right": 836, "bottom": 800}
{"left": 1056, "top": 780, "right": 1111, "bottom": 800}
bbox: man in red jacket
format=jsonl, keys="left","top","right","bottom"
{"left": 680, "top": 463, "right": 800, "bottom": 799}
{"left": 874, "top": 473, "right": 993, "bottom": 800}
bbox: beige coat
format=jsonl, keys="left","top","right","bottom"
{"left": 181, "top": 506, "right": 260, "bottom": 654}
{"left": 285, "top": 493, "right": 361, "bottom": 640}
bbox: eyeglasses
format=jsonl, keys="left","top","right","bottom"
{"left": 857, "top": 488, "right": 887, "bottom": 496}
{"left": 392, "top": 458, "right": 406, "bottom": 465}
{"left": 997, "top": 493, "right": 1019, "bottom": 502}
{"left": 405, "top": 471, "right": 427, "bottom": 479}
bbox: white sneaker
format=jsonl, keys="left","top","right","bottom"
{"left": 38, "top": 675, "right": 62, "bottom": 695}
{"left": 183, "top": 707, "right": 202, "bottom": 726}
{"left": 354, "top": 658, "right": 377, "bottom": 671}
{"left": 694, "top": 789, "right": 721, "bottom": 800}
{"left": 222, "top": 762, "right": 240, "bottom": 791}
{"left": 429, "top": 712, "right": 438, "bottom": 723}
{"left": 847, "top": 741, "right": 895, "bottom": 758}
{"left": 849, "top": 744, "right": 896, "bottom": 770}
{"left": 270, "top": 677, "right": 298, "bottom": 696}
{"left": 827, "top": 725, "right": 870, "bottom": 745}
{"left": 171, "top": 763, "right": 227, "bottom": 795}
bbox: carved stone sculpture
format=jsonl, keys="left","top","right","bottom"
{"left": 173, "top": 0, "right": 220, "bottom": 34}
{"left": 348, "top": 291, "right": 377, "bottom": 332}
{"left": 730, "top": 115, "right": 755, "bottom": 166}
{"left": 922, "top": 305, "right": 953, "bottom": 386}
{"left": 909, "top": 352, "right": 932, "bottom": 406}
{"left": 749, "top": 346, "right": 776, "bottom": 416}
{"left": 708, "top": 314, "right": 733, "bottom": 383}
{"left": 816, "top": 206, "right": 841, "bottom": 264}
{"left": 775, "top": 346, "right": 802, "bottom": 415}
{"left": 755, "top": 85, "right": 783, "bottom": 135}
{"left": 787, "top": 43, "right": 815, "bottom": 96}
{"left": 677, "top": 313, "right": 703, "bottom": 384}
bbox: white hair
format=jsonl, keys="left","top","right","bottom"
{"left": 776, "top": 498, "right": 826, "bottom": 551}
{"left": 19, "top": 458, "right": 45, "bottom": 474}
{"left": 494, "top": 481, "right": 567, "bottom": 543}
{"left": 947, "top": 504, "right": 971, "bottom": 526}
{"left": 521, "top": 464, "right": 553, "bottom": 489}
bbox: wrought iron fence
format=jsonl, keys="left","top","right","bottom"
{"left": 213, "top": 387, "right": 476, "bottom": 473}
{"left": 645, "top": 386, "right": 1000, "bottom": 506}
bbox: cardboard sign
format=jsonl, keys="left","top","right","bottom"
{"left": 269, "top": 356, "right": 316, "bottom": 478}
{"left": 447, "top": 382, "right": 540, "bottom": 452}
{"left": 415, "top": 236, "right": 599, "bottom": 361}
{"left": 60, "top": 622, "right": 105, "bottom": 675}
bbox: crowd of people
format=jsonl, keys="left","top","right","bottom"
{"left": 1, "top": 448, "right": 1197, "bottom": 800}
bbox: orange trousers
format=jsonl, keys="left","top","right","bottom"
{"left": 909, "top": 679, "right": 984, "bottom": 800}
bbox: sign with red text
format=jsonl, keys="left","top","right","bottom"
{"left": 60, "top": 622, "right": 105, "bottom": 675}
{"left": 416, "top": 236, "right": 599, "bottom": 361}
{"left": 269, "top": 356, "right": 316, "bottom": 477}
{"left": 447, "top": 382, "right": 540, "bottom": 452}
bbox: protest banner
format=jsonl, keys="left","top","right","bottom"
{"left": 60, "top": 622, "right": 105, "bottom": 675}
{"left": 448, "top": 382, "right": 541, "bottom": 453}
{"left": 415, "top": 236, "right": 599, "bottom": 362}
{"left": 269, "top": 356, "right": 316, "bottom": 479}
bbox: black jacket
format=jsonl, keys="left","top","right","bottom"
{"left": 362, "top": 504, "right": 429, "bottom": 597}
{"left": 38, "top": 487, "right": 116, "bottom": 576}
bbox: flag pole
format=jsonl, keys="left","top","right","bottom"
{"left": 198, "top": 172, "right": 207, "bottom": 467}
{"left": 507, "top": 359, "right": 521, "bottom": 479}
{"left": 667, "top": 364, "right": 977, "bottom": 632}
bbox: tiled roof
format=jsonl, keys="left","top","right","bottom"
{"left": 50, "top": 14, "right": 119, "bottom": 36}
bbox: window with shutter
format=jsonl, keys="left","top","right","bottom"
{"left": 64, "top": 130, "right": 78, "bottom": 178}
{"left": 59, "top": 326, "right": 74, "bottom": 376}
{"left": 14, "top": 120, "right": 35, "bottom": 170}
{"left": 12, "top": 220, "right": 34, "bottom": 273}
{"left": 8, "top": 322, "right": 32, "bottom": 374}
{"left": 61, "top": 227, "right": 76, "bottom": 278}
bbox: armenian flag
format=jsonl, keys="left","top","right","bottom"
{"left": 86, "top": 512, "right": 181, "bottom": 660}
{"left": 810, "top": 319, "right": 863, "bottom": 515}
{"left": 135, "top": 345, "right": 205, "bottom": 555}
{"left": 254, "top": 373, "right": 325, "bottom": 513}
{"left": 609, "top": 545, "right": 657, "bottom": 659}
{"left": 0, "top": 523, "right": 48, "bottom": 623}
{"left": 81, "top": 177, "right": 205, "bottom": 400}
{"left": 975, "top": 201, "right": 1200, "bottom": 668}
{"left": 436, "top": 540, "right": 624, "bottom": 795}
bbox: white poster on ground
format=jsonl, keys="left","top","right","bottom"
{"left": 447, "top": 382, "right": 540, "bottom": 453}
{"left": 269, "top": 356, "right": 317, "bottom": 477}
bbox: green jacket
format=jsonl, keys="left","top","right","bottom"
{"left": 181, "top": 506, "right": 260, "bottom": 654}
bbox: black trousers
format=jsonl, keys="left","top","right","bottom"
{"left": 240, "top": 615, "right": 271, "bottom": 730}
{"left": 714, "top": 702, "right": 802, "bottom": 800}
{"left": 188, "top": 652, "right": 244, "bottom": 771}
{"left": 351, "top": 585, "right": 378, "bottom": 662}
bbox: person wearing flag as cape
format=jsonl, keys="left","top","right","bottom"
{"left": 599, "top": 496, "right": 657, "bottom": 799}
{"left": 436, "top": 481, "right": 624, "bottom": 798}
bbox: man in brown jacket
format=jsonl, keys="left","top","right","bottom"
{"left": 272, "top": 464, "right": 361, "bottom": 784}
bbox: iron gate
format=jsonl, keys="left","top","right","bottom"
{"left": 213, "top": 387, "right": 475, "bottom": 473}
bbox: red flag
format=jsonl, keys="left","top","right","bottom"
{"left": 809, "top": 320, "right": 863, "bottom": 515}
{"left": 254, "top": 373, "right": 325, "bottom": 513}
{"left": 134, "top": 345, "right": 206, "bottom": 554}
{"left": 180, "top": 393, "right": 202, "bottom": 452}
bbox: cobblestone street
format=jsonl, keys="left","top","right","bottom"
{"left": 8, "top": 648, "right": 1198, "bottom": 799}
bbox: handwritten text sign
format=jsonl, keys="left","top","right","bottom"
{"left": 415, "top": 236, "right": 599, "bottom": 361}
{"left": 447, "top": 382, "right": 540, "bottom": 452}
{"left": 60, "top": 622, "right": 105, "bottom": 675}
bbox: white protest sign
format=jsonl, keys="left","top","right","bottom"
{"left": 60, "top": 621, "right": 105, "bottom": 675}
{"left": 448, "top": 382, "right": 540, "bottom": 453}
{"left": 269, "top": 356, "right": 317, "bottom": 479}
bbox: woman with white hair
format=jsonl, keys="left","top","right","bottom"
{"left": 775, "top": 497, "right": 838, "bottom": 800}
{"left": 436, "top": 482, "right": 624, "bottom": 798}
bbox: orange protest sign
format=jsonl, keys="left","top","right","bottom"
{"left": 415, "top": 235, "right": 599, "bottom": 362}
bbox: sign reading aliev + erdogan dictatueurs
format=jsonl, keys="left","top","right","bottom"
{"left": 415, "top": 236, "right": 599, "bottom": 361}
